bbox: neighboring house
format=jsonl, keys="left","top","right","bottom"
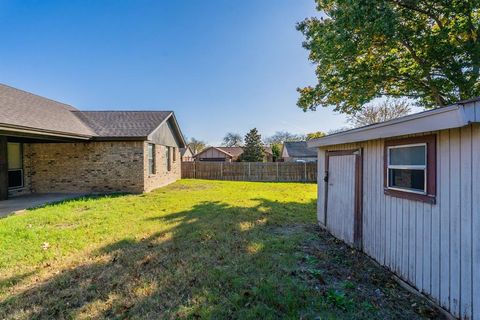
{"left": 193, "top": 146, "right": 273, "bottom": 162}
{"left": 281, "top": 141, "right": 317, "bottom": 162}
{"left": 180, "top": 146, "right": 194, "bottom": 162}
{"left": 307, "top": 97, "right": 480, "bottom": 320}
{"left": 0, "top": 83, "right": 186, "bottom": 200}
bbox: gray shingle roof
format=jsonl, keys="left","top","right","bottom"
{"left": 73, "top": 111, "right": 172, "bottom": 138}
{"left": 0, "top": 84, "right": 95, "bottom": 137}
{"left": 0, "top": 83, "right": 185, "bottom": 142}
{"left": 284, "top": 141, "right": 317, "bottom": 157}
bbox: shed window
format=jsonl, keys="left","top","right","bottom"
{"left": 384, "top": 135, "right": 436, "bottom": 204}
{"left": 7, "top": 142, "right": 23, "bottom": 189}
{"left": 387, "top": 144, "right": 426, "bottom": 193}
{"left": 148, "top": 144, "right": 155, "bottom": 175}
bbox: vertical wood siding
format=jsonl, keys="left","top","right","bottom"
{"left": 317, "top": 124, "right": 480, "bottom": 319}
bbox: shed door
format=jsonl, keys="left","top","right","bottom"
{"left": 325, "top": 150, "right": 362, "bottom": 248}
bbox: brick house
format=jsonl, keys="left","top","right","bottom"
{"left": 0, "top": 84, "right": 186, "bottom": 200}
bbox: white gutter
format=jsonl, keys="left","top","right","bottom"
{"left": 307, "top": 104, "right": 473, "bottom": 148}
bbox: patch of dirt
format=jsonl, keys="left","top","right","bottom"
{"left": 296, "top": 225, "right": 445, "bottom": 319}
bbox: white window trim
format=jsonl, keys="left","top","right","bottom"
{"left": 386, "top": 142, "right": 427, "bottom": 195}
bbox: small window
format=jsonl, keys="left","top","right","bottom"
{"left": 172, "top": 147, "right": 176, "bottom": 162}
{"left": 7, "top": 142, "right": 23, "bottom": 189}
{"left": 387, "top": 144, "right": 426, "bottom": 194}
{"left": 165, "top": 147, "right": 171, "bottom": 172}
{"left": 148, "top": 144, "right": 156, "bottom": 175}
{"left": 384, "top": 135, "right": 436, "bottom": 203}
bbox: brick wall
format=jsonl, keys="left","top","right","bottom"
{"left": 143, "top": 143, "right": 181, "bottom": 192}
{"left": 27, "top": 141, "right": 145, "bottom": 194}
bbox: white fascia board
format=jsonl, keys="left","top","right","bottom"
{"left": 307, "top": 105, "right": 471, "bottom": 148}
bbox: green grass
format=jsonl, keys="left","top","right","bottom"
{"left": 0, "top": 180, "right": 436, "bottom": 319}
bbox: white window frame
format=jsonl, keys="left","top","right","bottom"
{"left": 386, "top": 143, "right": 427, "bottom": 195}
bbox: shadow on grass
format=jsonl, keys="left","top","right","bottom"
{"left": 0, "top": 198, "right": 320, "bottom": 319}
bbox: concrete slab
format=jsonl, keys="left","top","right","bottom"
{"left": 0, "top": 193, "right": 86, "bottom": 218}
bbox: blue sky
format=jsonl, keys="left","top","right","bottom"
{"left": 0, "top": 0, "right": 347, "bottom": 145}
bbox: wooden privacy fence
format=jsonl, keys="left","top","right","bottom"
{"left": 181, "top": 162, "right": 317, "bottom": 182}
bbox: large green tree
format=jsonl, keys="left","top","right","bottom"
{"left": 297, "top": 0, "right": 480, "bottom": 113}
{"left": 241, "top": 128, "right": 265, "bottom": 162}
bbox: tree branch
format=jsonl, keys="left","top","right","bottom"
{"left": 388, "top": 0, "right": 444, "bottom": 30}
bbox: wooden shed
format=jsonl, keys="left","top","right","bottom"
{"left": 308, "top": 97, "right": 480, "bottom": 319}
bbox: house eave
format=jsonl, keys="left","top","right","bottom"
{"left": 0, "top": 124, "right": 93, "bottom": 140}
{"left": 307, "top": 104, "right": 472, "bottom": 148}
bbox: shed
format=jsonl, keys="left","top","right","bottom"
{"left": 308, "top": 98, "right": 480, "bottom": 319}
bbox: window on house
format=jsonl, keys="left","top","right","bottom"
{"left": 7, "top": 142, "right": 23, "bottom": 189}
{"left": 384, "top": 135, "right": 436, "bottom": 203}
{"left": 165, "top": 146, "right": 171, "bottom": 172}
{"left": 148, "top": 144, "right": 155, "bottom": 175}
{"left": 172, "top": 147, "right": 176, "bottom": 162}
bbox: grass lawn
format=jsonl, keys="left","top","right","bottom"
{"left": 0, "top": 180, "right": 438, "bottom": 319}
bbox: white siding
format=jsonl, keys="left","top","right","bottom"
{"left": 317, "top": 124, "right": 480, "bottom": 320}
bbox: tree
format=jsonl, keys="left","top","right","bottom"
{"left": 306, "top": 131, "right": 326, "bottom": 140}
{"left": 187, "top": 138, "right": 206, "bottom": 155}
{"left": 297, "top": 1, "right": 480, "bottom": 113}
{"left": 348, "top": 99, "right": 411, "bottom": 127}
{"left": 270, "top": 143, "right": 281, "bottom": 162}
{"left": 265, "top": 131, "right": 305, "bottom": 144}
{"left": 241, "top": 128, "right": 265, "bottom": 162}
{"left": 221, "top": 132, "right": 243, "bottom": 147}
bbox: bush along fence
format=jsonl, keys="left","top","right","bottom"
{"left": 181, "top": 162, "right": 317, "bottom": 182}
